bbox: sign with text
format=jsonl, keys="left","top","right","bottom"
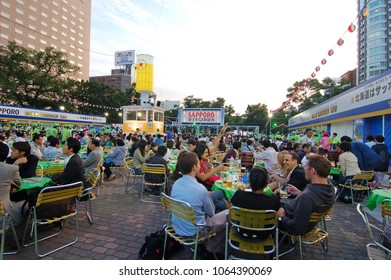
{"left": 0, "top": 104, "right": 106, "bottom": 124}
{"left": 114, "top": 50, "right": 135, "bottom": 66}
{"left": 178, "top": 108, "right": 224, "bottom": 126}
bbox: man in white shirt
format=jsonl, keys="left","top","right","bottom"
{"left": 29, "top": 133, "right": 45, "bottom": 160}
{"left": 254, "top": 139, "right": 278, "bottom": 171}
{"left": 298, "top": 128, "right": 317, "bottom": 146}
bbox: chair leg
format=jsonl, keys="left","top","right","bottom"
{"left": 86, "top": 196, "right": 93, "bottom": 225}
{"left": 298, "top": 236, "right": 303, "bottom": 260}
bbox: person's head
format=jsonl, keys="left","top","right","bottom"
{"left": 305, "top": 155, "right": 331, "bottom": 180}
{"left": 177, "top": 152, "right": 199, "bottom": 175}
{"left": 374, "top": 134, "right": 385, "bottom": 143}
{"left": 249, "top": 167, "right": 269, "bottom": 192}
{"left": 332, "top": 133, "right": 337, "bottom": 137}
{"left": 116, "top": 139, "right": 125, "bottom": 146}
{"left": 339, "top": 142, "right": 351, "bottom": 152}
{"left": 49, "top": 137, "right": 60, "bottom": 147}
{"left": 11, "top": 141, "right": 31, "bottom": 159}
{"left": 261, "top": 139, "right": 271, "bottom": 148}
{"left": 63, "top": 137, "right": 81, "bottom": 156}
{"left": 277, "top": 150, "right": 289, "bottom": 165}
{"left": 302, "top": 143, "right": 310, "bottom": 154}
{"left": 194, "top": 144, "right": 210, "bottom": 161}
{"left": 365, "top": 135, "right": 375, "bottom": 142}
{"left": 246, "top": 139, "right": 253, "bottom": 146}
{"left": 340, "top": 136, "right": 353, "bottom": 143}
{"left": 138, "top": 139, "right": 148, "bottom": 155}
{"left": 89, "top": 139, "right": 100, "bottom": 150}
{"left": 156, "top": 145, "right": 168, "bottom": 157}
{"left": 293, "top": 143, "right": 301, "bottom": 152}
{"left": 323, "top": 131, "right": 329, "bottom": 137}
{"left": 32, "top": 133, "right": 44, "bottom": 145}
{"left": 187, "top": 139, "right": 197, "bottom": 152}
{"left": 175, "top": 140, "right": 184, "bottom": 150}
{"left": 167, "top": 139, "right": 175, "bottom": 149}
{"left": 232, "top": 141, "right": 241, "bottom": 151}
{"left": 0, "top": 142, "right": 10, "bottom": 162}
{"left": 305, "top": 128, "right": 313, "bottom": 138}
{"left": 310, "top": 146, "right": 318, "bottom": 154}
{"left": 150, "top": 142, "right": 158, "bottom": 152}
{"left": 283, "top": 152, "right": 300, "bottom": 171}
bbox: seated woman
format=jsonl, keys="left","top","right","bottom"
{"left": 132, "top": 139, "right": 154, "bottom": 175}
{"left": 194, "top": 144, "right": 226, "bottom": 191}
{"left": 230, "top": 167, "right": 282, "bottom": 241}
{"left": 104, "top": 138, "right": 127, "bottom": 181}
{"left": 336, "top": 142, "right": 361, "bottom": 201}
{"left": 6, "top": 141, "right": 38, "bottom": 178}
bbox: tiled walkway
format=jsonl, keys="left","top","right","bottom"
{"left": 3, "top": 177, "right": 382, "bottom": 260}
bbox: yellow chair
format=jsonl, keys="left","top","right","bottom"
{"left": 0, "top": 201, "right": 21, "bottom": 260}
{"left": 161, "top": 193, "right": 216, "bottom": 260}
{"left": 338, "top": 171, "right": 374, "bottom": 205}
{"left": 141, "top": 163, "right": 167, "bottom": 203}
{"left": 35, "top": 164, "right": 44, "bottom": 177}
{"left": 95, "top": 158, "right": 105, "bottom": 195}
{"left": 21, "top": 182, "right": 83, "bottom": 257}
{"left": 225, "top": 207, "right": 279, "bottom": 260}
{"left": 44, "top": 163, "right": 64, "bottom": 176}
{"left": 357, "top": 203, "right": 391, "bottom": 260}
{"left": 79, "top": 168, "right": 100, "bottom": 225}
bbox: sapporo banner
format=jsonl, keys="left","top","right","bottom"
{"left": 178, "top": 108, "right": 224, "bottom": 126}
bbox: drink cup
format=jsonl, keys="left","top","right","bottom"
{"left": 226, "top": 180, "right": 233, "bottom": 188}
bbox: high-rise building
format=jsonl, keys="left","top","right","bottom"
{"left": 357, "top": 0, "right": 389, "bottom": 84}
{"left": 0, "top": 0, "right": 91, "bottom": 81}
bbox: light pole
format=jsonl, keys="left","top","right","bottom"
{"left": 268, "top": 112, "right": 273, "bottom": 137}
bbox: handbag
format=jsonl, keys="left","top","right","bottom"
{"left": 105, "top": 157, "right": 114, "bottom": 164}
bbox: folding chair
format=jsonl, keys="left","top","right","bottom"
{"left": 279, "top": 210, "right": 329, "bottom": 260}
{"left": 79, "top": 168, "right": 100, "bottom": 225}
{"left": 44, "top": 163, "right": 64, "bottom": 176}
{"left": 337, "top": 171, "right": 374, "bottom": 205}
{"left": 357, "top": 203, "right": 391, "bottom": 260}
{"left": 35, "top": 164, "right": 44, "bottom": 177}
{"left": 95, "top": 158, "right": 105, "bottom": 195}
{"left": 0, "top": 201, "right": 21, "bottom": 260}
{"left": 21, "top": 182, "right": 83, "bottom": 257}
{"left": 141, "top": 163, "right": 167, "bottom": 203}
{"left": 225, "top": 207, "right": 279, "bottom": 260}
{"left": 161, "top": 193, "right": 216, "bottom": 260}
{"left": 240, "top": 151, "right": 254, "bottom": 170}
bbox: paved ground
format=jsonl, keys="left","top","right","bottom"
{"left": 2, "top": 176, "right": 383, "bottom": 260}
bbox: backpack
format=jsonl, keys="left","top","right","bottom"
{"left": 138, "top": 228, "right": 182, "bottom": 260}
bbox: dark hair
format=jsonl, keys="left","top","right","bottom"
{"left": 365, "top": 135, "right": 374, "bottom": 141}
{"left": 271, "top": 143, "right": 278, "bottom": 152}
{"left": 340, "top": 136, "right": 353, "bottom": 142}
{"left": 49, "top": 137, "right": 60, "bottom": 147}
{"left": 302, "top": 143, "right": 310, "bottom": 149}
{"left": 166, "top": 139, "right": 175, "bottom": 149}
{"left": 375, "top": 134, "right": 385, "bottom": 143}
{"left": 66, "top": 137, "right": 81, "bottom": 154}
{"left": 249, "top": 167, "right": 269, "bottom": 192}
{"left": 194, "top": 144, "right": 208, "bottom": 160}
{"left": 306, "top": 155, "right": 331, "bottom": 178}
{"left": 156, "top": 145, "right": 167, "bottom": 157}
{"left": 246, "top": 139, "right": 253, "bottom": 146}
{"left": 116, "top": 139, "right": 125, "bottom": 146}
{"left": 187, "top": 139, "right": 197, "bottom": 146}
{"left": 150, "top": 142, "right": 158, "bottom": 148}
{"left": 175, "top": 140, "right": 183, "bottom": 150}
{"left": 233, "top": 141, "right": 241, "bottom": 150}
{"left": 12, "top": 141, "right": 31, "bottom": 157}
{"left": 286, "top": 152, "right": 300, "bottom": 163}
{"left": 339, "top": 142, "right": 351, "bottom": 152}
{"left": 0, "top": 142, "right": 9, "bottom": 162}
{"left": 32, "top": 133, "right": 43, "bottom": 141}
{"left": 293, "top": 143, "right": 301, "bottom": 150}
{"left": 177, "top": 152, "right": 198, "bottom": 175}
{"left": 262, "top": 139, "right": 271, "bottom": 148}
{"left": 138, "top": 139, "right": 148, "bottom": 156}
{"left": 305, "top": 128, "right": 313, "bottom": 133}
{"left": 90, "top": 139, "right": 100, "bottom": 147}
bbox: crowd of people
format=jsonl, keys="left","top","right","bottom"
{"left": 0, "top": 122, "right": 390, "bottom": 259}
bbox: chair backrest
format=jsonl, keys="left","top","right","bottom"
{"left": 357, "top": 204, "right": 377, "bottom": 242}
{"left": 124, "top": 157, "right": 133, "bottom": 168}
{"left": 35, "top": 182, "right": 83, "bottom": 208}
{"left": 36, "top": 164, "right": 44, "bottom": 177}
{"left": 142, "top": 163, "right": 167, "bottom": 175}
{"left": 0, "top": 201, "right": 4, "bottom": 216}
{"left": 45, "top": 164, "right": 64, "bottom": 175}
{"left": 240, "top": 151, "right": 254, "bottom": 168}
{"left": 228, "top": 206, "right": 278, "bottom": 232}
{"left": 352, "top": 171, "right": 374, "bottom": 181}
{"left": 161, "top": 193, "right": 196, "bottom": 225}
{"left": 87, "top": 168, "right": 100, "bottom": 188}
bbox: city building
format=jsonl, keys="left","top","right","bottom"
{"left": 0, "top": 0, "right": 91, "bottom": 81}
{"left": 358, "top": 0, "right": 389, "bottom": 84}
{"left": 89, "top": 71, "right": 132, "bottom": 92}
{"left": 341, "top": 68, "right": 357, "bottom": 87}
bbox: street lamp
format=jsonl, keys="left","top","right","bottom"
{"left": 268, "top": 112, "right": 273, "bottom": 136}
{"left": 59, "top": 106, "right": 65, "bottom": 111}
{"left": 104, "top": 112, "right": 108, "bottom": 117}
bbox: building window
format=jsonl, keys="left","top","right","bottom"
{"left": 62, "top": 15, "right": 67, "bottom": 20}
{"left": 42, "top": 3, "right": 48, "bottom": 9}
{"left": 28, "top": 44, "right": 36, "bottom": 50}
{"left": 16, "top": 8, "right": 24, "bottom": 15}
{"left": 70, "top": 28, "right": 75, "bottom": 33}
{"left": 61, "top": 31, "right": 67, "bottom": 37}
{"left": 52, "top": 18, "right": 58, "bottom": 23}
{"left": 0, "top": 11, "right": 10, "bottom": 18}
{"left": 15, "top": 28, "right": 23, "bottom": 35}
{"left": 41, "top": 21, "right": 47, "bottom": 27}
{"left": 16, "top": 0, "right": 24, "bottom": 4}
{"left": 28, "top": 25, "right": 36, "bottom": 30}
{"left": 41, "top": 12, "right": 47, "bottom": 17}
{"left": 53, "top": 1, "right": 58, "bottom": 6}
{"left": 0, "top": 33, "right": 9, "bottom": 39}
{"left": 1, "top": 1, "right": 10, "bottom": 8}
{"left": 29, "top": 5, "right": 37, "bottom": 12}
{"left": 52, "top": 27, "right": 57, "bottom": 32}
{"left": 15, "top": 18, "right": 23, "bottom": 24}
{"left": 51, "top": 35, "right": 57, "bottom": 40}
{"left": 0, "top": 22, "right": 9, "bottom": 29}
{"left": 78, "top": 40, "right": 83, "bottom": 45}
{"left": 29, "top": 15, "right": 36, "bottom": 21}
{"left": 52, "top": 9, "right": 58, "bottom": 15}
{"left": 70, "top": 36, "right": 75, "bottom": 41}
{"left": 40, "top": 39, "right": 46, "bottom": 44}
{"left": 41, "top": 30, "right": 47, "bottom": 35}
{"left": 62, "top": 7, "right": 68, "bottom": 12}
{"left": 15, "top": 39, "right": 22, "bottom": 44}
{"left": 62, "top": 23, "right": 67, "bottom": 28}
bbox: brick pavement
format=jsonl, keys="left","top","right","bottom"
{"left": 2, "top": 177, "right": 382, "bottom": 260}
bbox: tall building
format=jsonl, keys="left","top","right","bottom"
{"left": 357, "top": 0, "right": 389, "bottom": 84}
{"left": 90, "top": 71, "right": 132, "bottom": 92}
{"left": 0, "top": 0, "right": 91, "bottom": 81}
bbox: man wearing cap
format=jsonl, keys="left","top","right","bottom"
{"left": 330, "top": 133, "right": 340, "bottom": 149}
{"left": 48, "top": 124, "right": 59, "bottom": 138}
{"left": 61, "top": 124, "right": 72, "bottom": 144}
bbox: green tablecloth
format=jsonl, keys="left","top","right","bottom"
{"left": 211, "top": 181, "right": 273, "bottom": 198}
{"left": 20, "top": 177, "right": 53, "bottom": 192}
{"left": 168, "top": 161, "right": 177, "bottom": 172}
{"left": 367, "top": 189, "right": 391, "bottom": 211}
{"left": 329, "top": 167, "right": 342, "bottom": 176}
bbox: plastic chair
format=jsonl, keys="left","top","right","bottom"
{"left": 357, "top": 203, "right": 391, "bottom": 260}
{"left": 35, "top": 164, "right": 44, "bottom": 177}
{"left": 161, "top": 193, "right": 216, "bottom": 260}
{"left": 79, "top": 168, "right": 100, "bottom": 225}
{"left": 21, "top": 182, "right": 83, "bottom": 257}
{"left": 338, "top": 171, "right": 374, "bottom": 205}
{"left": 44, "top": 163, "right": 64, "bottom": 176}
{"left": 0, "top": 201, "right": 21, "bottom": 260}
{"left": 240, "top": 151, "right": 254, "bottom": 170}
{"left": 224, "top": 207, "right": 278, "bottom": 260}
{"left": 95, "top": 158, "right": 105, "bottom": 195}
{"left": 141, "top": 163, "right": 167, "bottom": 203}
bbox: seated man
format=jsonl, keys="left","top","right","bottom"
{"left": 56, "top": 137, "right": 86, "bottom": 186}
{"left": 145, "top": 145, "right": 170, "bottom": 194}
{"left": 171, "top": 152, "right": 228, "bottom": 257}
{"left": 43, "top": 136, "right": 62, "bottom": 160}
{"left": 277, "top": 155, "right": 335, "bottom": 235}
{"left": 83, "top": 139, "right": 103, "bottom": 177}
{"left": 6, "top": 141, "right": 38, "bottom": 178}
{"left": 29, "top": 133, "right": 45, "bottom": 160}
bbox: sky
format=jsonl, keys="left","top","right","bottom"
{"left": 90, "top": 0, "right": 359, "bottom": 115}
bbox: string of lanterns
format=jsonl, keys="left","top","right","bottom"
{"left": 271, "top": 4, "right": 370, "bottom": 114}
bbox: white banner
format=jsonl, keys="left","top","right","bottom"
{"left": 0, "top": 105, "right": 106, "bottom": 124}
{"left": 115, "top": 50, "right": 135, "bottom": 66}
{"left": 179, "top": 109, "right": 224, "bottom": 125}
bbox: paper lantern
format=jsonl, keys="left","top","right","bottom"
{"left": 328, "top": 49, "right": 334, "bottom": 56}
{"left": 306, "top": 78, "right": 311, "bottom": 83}
{"left": 315, "top": 66, "right": 320, "bottom": 72}
{"left": 311, "top": 72, "right": 316, "bottom": 78}
{"left": 321, "top": 59, "right": 327, "bottom": 65}
{"left": 337, "top": 38, "right": 344, "bottom": 46}
{"left": 348, "top": 23, "right": 356, "bottom": 33}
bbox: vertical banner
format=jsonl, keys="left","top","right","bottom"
{"left": 353, "top": 118, "right": 363, "bottom": 142}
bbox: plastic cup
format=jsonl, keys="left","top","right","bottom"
{"left": 226, "top": 180, "right": 233, "bottom": 188}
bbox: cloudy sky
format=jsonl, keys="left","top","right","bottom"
{"left": 90, "top": 0, "right": 358, "bottom": 114}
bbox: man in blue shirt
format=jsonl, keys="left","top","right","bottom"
{"left": 340, "top": 136, "right": 380, "bottom": 171}
{"left": 154, "top": 134, "right": 164, "bottom": 146}
{"left": 171, "top": 152, "right": 227, "bottom": 256}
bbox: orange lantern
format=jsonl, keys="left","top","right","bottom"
{"left": 348, "top": 23, "right": 356, "bottom": 33}
{"left": 328, "top": 49, "right": 334, "bottom": 56}
{"left": 311, "top": 72, "right": 316, "bottom": 78}
{"left": 315, "top": 66, "right": 320, "bottom": 72}
{"left": 321, "top": 59, "right": 327, "bottom": 65}
{"left": 337, "top": 38, "right": 344, "bottom": 46}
